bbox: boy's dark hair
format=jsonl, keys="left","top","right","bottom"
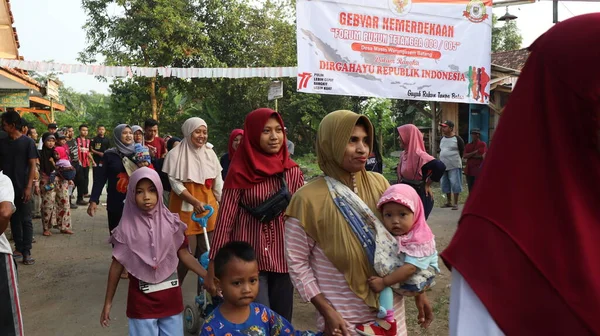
{"left": 79, "top": 124, "right": 88, "bottom": 131}
{"left": 65, "top": 125, "right": 73, "bottom": 130}
{"left": 26, "top": 128, "right": 36, "bottom": 136}
{"left": 144, "top": 118, "right": 158, "bottom": 129}
{"left": 97, "top": 124, "right": 105, "bottom": 129}
{"left": 1, "top": 111, "right": 22, "bottom": 129}
{"left": 214, "top": 241, "right": 256, "bottom": 278}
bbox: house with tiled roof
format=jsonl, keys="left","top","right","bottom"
{"left": 491, "top": 48, "right": 530, "bottom": 71}
{"left": 0, "top": 0, "right": 65, "bottom": 124}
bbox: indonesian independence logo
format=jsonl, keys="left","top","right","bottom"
{"left": 389, "top": 0, "right": 412, "bottom": 16}
{"left": 463, "top": 0, "right": 488, "bottom": 23}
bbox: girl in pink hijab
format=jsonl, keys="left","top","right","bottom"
{"left": 357, "top": 184, "right": 440, "bottom": 335}
{"left": 100, "top": 167, "right": 207, "bottom": 335}
{"left": 396, "top": 124, "right": 446, "bottom": 219}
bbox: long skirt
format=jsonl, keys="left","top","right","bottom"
{"left": 40, "top": 176, "right": 72, "bottom": 232}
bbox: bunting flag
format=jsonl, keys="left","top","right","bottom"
{"left": 0, "top": 59, "right": 297, "bottom": 79}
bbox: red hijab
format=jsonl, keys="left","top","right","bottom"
{"left": 442, "top": 14, "right": 600, "bottom": 335}
{"left": 227, "top": 129, "right": 244, "bottom": 159}
{"left": 224, "top": 108, "right": 297, "bottom": 189}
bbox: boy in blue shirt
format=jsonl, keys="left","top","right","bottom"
{"left": 201, "top": 242, "right": 337, "bottom": 336}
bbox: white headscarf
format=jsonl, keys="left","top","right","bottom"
{"left": 162, "top": 118, "right": 221, "bottom": 184}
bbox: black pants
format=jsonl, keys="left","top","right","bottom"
{"left": 411, "top": 186, "right": 434, "bottom": 220}
{"left": 10, "top": 199, "right": 33, "bottom": 256}
{"left": 255, "top": 271, "right": 294, "bottom": 322}
{"left": 107, "top": 209, "right": 122, "bottom": 234}
{"left": 177, "top": 232, "right": 213, "bottom": 295}
{"left": 92, "top": 166, "right": 102, "bottom": 182}
{"left": 75, "top": 164, "right": 89, "bottom": 201}
{"left": 466, "top": 175, "right": 476, "bottom": 193}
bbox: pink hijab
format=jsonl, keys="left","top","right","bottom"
{"left": 397, "top": 124, "right": 434, "bottom": 180}
{"left": 110, "top": 167, "right": 187, "bottom": 283}
{"left": 377, "top": 184, "right": 435, "bottom": 257}
{"left": 54, "top": 146, "right": 69, "bottom": 161}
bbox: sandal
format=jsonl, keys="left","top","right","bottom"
{"left": 12, "top": 251, "right": 22, "bottom": 259}
{"left": 452, "top": 205, "right": 459, "bottom": 210}
{"left": 441, "top": 203, "right": 453, "bottom": 208}
{"left": 23, "top": 255, "right": 35, "bottom": 265}
{"left": 43, "top": 231, "right": 52, "bottom": 236}
{"left": 61, "top": 230, "right": 74, "bottom": 235}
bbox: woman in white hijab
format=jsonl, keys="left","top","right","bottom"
{"left": 163, "top": 117, "right": 222, "bottom": 286}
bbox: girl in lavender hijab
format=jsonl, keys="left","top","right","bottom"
{"left": 100, "top": 167, "right": 207, "bottom": 335}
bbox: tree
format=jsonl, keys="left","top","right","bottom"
{"left": 492, "top": 14, "right": 524, "bottom": 52}
{"left": 361, "top": 98, "right": 393, "bottom": 156}
{"left": 79, "top": 0, "right": 217, "bottom": 120}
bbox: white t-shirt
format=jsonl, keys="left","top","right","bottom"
{"left": 0, "top": 171, "right": 16, "bottom": 255}
{"left": 440, "top": 136, "right": 463, "bottom": 170}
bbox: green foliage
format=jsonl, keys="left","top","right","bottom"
{"left": 293, "top": 153, "right": 321, "bottom": 180}
{"left": 492, "top": 14, "right": 524, "bottom": 52}
{"left": 79, "top": 0, "right": 214, "bottom": 67}
{"left": 67, "top": 0, "right": 439, "bottom": 157}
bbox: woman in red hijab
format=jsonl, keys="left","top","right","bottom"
{"left": 207, "top": 108, "right": 304, "bottom": 321}
{"left": 219, "top": 129, "right": 244, "bottom": 180}
{"left": 442, "top": 14, "right": 600, "bottom": 335}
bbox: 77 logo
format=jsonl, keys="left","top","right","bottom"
{"left": 297, "top": 72, "right": 313, "bottom": 90}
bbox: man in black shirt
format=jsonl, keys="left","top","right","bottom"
{"left": 90, "top": 125, "right": 110, "bottom": 180}
{"left": 90, "top": 125, "right": 110, "bottom": 164}
{"left": 0, "top": 111, "right": 38, "bottom": 265}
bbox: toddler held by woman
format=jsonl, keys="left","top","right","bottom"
{"left": 357, "top": 184, "right": 440, "bottom": 336}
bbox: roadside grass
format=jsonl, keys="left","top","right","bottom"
{"left": 405, "top": 286, "right": 451, "bottom": 335}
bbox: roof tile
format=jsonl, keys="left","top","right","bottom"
{"left": 491, "top": 48, "right": 529, "bottom": 71}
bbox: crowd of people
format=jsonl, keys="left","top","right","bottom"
{"left": 0, "top": 13, "right": 598, "bottom": 336}
{"left": 0, "top": 92, "right": 500, "bottom": 336}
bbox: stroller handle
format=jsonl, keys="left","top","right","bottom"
{"left": 191, "top": 205, "right": 214, "bottom": 228}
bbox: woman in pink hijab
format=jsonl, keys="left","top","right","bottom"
{"left": 396, "top": 124, "right": 446, "bottom": 219}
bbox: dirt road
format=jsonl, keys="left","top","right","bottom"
{"left": 16, "top": 201, "right": 460, "bottom": 336}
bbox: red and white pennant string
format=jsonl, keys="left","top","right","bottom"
{"left": 0, "top": 59, "right": 298, "bottom": 79}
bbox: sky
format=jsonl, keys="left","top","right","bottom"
{"left": 9, "top": 0, "right": 600, "bottom": 95}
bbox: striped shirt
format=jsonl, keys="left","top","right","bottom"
{"left": 285, "top": 217, "right": 407, "bottom": 335}
{"left": 210, "top": 166, "right": 304, "bottom": 273}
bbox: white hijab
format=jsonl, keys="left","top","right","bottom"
{"left": 163, "top": 118, "right": 221, "bottom": 184}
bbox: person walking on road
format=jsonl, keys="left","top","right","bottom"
{"left": 397, "top": 124, "right": 446, "bottom": 219}
{"left": 144, "top": 118, "right": 167, "bottom": 159}
{"left": 207, "top": 108, "right": 304, "bottom": 322}
{"left": 0, "top": 171, "right": 24, "bottom": 335}
{"left": 90, "top": 125, "right": 111, "bottom": 181}
{"left": 463, "top": 128, "right": 486, "bottom": 193}
{"left": 100, "top": 168, "right": 206, "bottom": 336}
{"left": 438, "top": 120, "right": 464, "bottom": 210}
{"left": 0, "top": 111, "right": 38, "bottom": 265}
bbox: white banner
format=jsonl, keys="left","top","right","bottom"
{"left": 296, "top": 0, "right": 493, "bottom": 104}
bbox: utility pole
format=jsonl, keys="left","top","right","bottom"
{"left": 430, "top": 102, "right": 438, "bottom": 156}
